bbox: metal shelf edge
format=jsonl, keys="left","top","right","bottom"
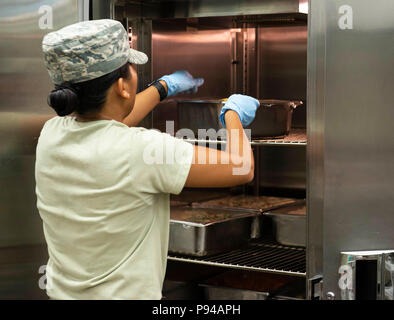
{"left": 167, "top": 255, "right": 306, "bottom": 277}
{"left": 184, "top": 139, "right": 307, "bottom": 146}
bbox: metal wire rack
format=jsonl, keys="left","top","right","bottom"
{"left": 183, "top": 129, "right": 307, "bottom": 147}
{"left": 168, "top": 236, "right": 306, "bottom": 277}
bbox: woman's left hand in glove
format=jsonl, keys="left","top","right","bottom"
{"left": 158, "top": 70, "right": 204, "bottom": 97}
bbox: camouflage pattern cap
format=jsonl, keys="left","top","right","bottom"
{"left": 42, "top": 19, "right": 148, "bottom": 85}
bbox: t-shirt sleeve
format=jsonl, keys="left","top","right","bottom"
{"left": 131, "top": 129, "right": 194, "bottom": 195}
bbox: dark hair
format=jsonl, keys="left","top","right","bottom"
{"left": 47, "top": 62, "right": 131, "bottom": 116}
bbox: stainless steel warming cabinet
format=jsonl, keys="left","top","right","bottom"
{"left": 0, "top": 0, "right": 393, "bottom": 300}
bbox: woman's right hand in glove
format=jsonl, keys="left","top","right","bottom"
{"left": 219, "top": 94, "right": 260, "bottom": 128}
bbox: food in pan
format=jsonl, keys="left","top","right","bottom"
{"left": 170, "top": 207, "right": 251, "bottom": 225}
{"left": 197, "top": 195, "right": 298, "bottom": 212}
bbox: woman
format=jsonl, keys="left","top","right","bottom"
{"left": 37, "top": 19, "right": 259, "bottom": 299}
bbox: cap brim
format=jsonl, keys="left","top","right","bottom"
{"left": 128, "top": 48, "right": 148, "bottom": 65}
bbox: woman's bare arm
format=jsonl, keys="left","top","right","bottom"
{"left": 184, "top": 110, "right": 254, "bottom": 188}
{"left": 122, "top": 80, "right": 168, "bottom": 127}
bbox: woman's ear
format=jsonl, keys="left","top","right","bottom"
{"left": 116, "top": 78, "right": 130, "bottom": 99}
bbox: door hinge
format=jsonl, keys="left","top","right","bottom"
{"left": 308, "top": 275, "right": 323, "bottom": 300}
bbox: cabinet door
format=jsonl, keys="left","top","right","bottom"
{"left": 307, "top": 0, "right": 394, "bottom": 300}
{"left": 0, "top": 0, "right": 86, "bottom": 299}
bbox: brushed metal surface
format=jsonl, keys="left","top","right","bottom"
{"left": 306, "top": 0, "right": 325, "bottom": 290}
{"left": 152, "top": 28, "right": 233, "bottom": 99}
{"left": 255, "top": 25, "right": 307, "bottom": 128}
{"left": 264, "top": 202, "right": 306, "bottom": 247}
{"left": 308, "top": 0, "right": 394, "bottom": 299}
{"left": 117, "top": 0, "right": 308, "bottom": 19}
{"left": 257, "top": 144, "right": 306, "bottom": 191}
{"left": 0, "top": 0, "right": 82, "bottom": 299}
{"left": 0, "top": 0, "right": 81, "bottom": 246}
{"left": 169, "top": 206, "right": 258, "bottom": 256}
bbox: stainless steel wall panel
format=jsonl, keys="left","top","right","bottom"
{"left": 256, "top": 25, "right": 307, "bottom": 128}
{"left": 91, "top": 0, "right": 116, "bottom": 19}
{"left": 152, "top": 28, "right": 233, "bottom": 99}
{"left": 0, "top": 0, "right": 80, "bottom": 247}
{"left": 258, "top": 145, "right": 306, "bottom": 191}
{"left": 0, "top": 0, "right": 81, "bottom": 114}
{"left": 308, "top": 0, "right": 394, "bottom": 299}
{"left": 306, "top": 0, "right": 325, "bottom": 296}
{"left": 0, "top": 0, "right": 82, "bottom": 299}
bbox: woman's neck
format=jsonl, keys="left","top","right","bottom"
{"left": 74, "top": 113, "right": 113, "bottom": 122}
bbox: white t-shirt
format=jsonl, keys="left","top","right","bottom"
{"left": 35, "top": 116, "right": 193, "bottom": 300}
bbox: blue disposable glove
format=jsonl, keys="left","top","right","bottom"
{"left": 159, "top": 70, "right": 204, "bottom": 97}
{"left": 219, "top": 94, "right": 260, "bottom": 128}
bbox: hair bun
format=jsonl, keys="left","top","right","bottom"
{"left": 48, "top": 85, "right": 79, "bottom": 116}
